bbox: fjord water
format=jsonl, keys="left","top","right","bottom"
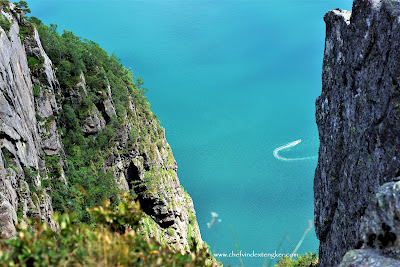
{"left": 29, "top": 0, "right": 353, "bottom": 265}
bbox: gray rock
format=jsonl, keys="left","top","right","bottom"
{"left": 338, "top": 182, "right": 400, "bottom": 266}
{"left": 315, "top": 0, "right": 400, "bottom": 266}
{"left": 81, "top": 105, "right": 106, "bottom": 135}
{"left": 339, "top": 249, "right": 400, "bottom": 267}
{"left": 0, "top": 8, "right": 62, "bottom": 236}
{"left": 359, "top": 182, "right": 400, "bottom": 257}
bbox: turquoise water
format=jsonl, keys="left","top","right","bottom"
{"left": 29, "top": 0, "right": 353, "bottom": 265}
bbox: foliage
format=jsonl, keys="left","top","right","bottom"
{"left": 0, "top": 0, "right": 9, "bottom": 12}
{"left": 19, "top": 20, "right": 34, "bottom": 38}
{"left": 14, "top": 1, "right": 30, "bottom": 14}
{"left": 23, "top": 167, "right": 39, "bottom": 194}
{"left": 27, "top": 56, "right": 44, "bottom": 73}
{"left": 275, "top": 253, "right": 318, "bottom": 267}
{"left": 0, "top": 194, "right": 214, "bottom": 266}
{"left": 0, "top": 16, "right": 11, "bottom": 32}
{"left": 1, "top": 147, "right": 12, "bottom": 169}
{"left": 33, "top": 84, "right": 40, "bottom": 97}
{"left": 30, "top": 17, "right": 160, "bottom": 225}
{"left": 91, "top": 194, "right": 142, "bottom": 234}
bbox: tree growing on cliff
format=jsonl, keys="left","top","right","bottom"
{"left": 14, "top": 1, "right": 30, "bottom": 14}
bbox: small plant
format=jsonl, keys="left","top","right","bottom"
{"left": 33, "top": 84, "right": 40, "bottom": 97}
{"left": 23, "top": 167, "right": 39, "bottom": 194}
{"left": 0, "top": 16, "right": 11, "bottom": 33}
{"left": 27, "top": 56, "right": 44, "bottom": 73}
{"left": 167, "top": 228, "right": 175, "bottom": 236}
{"left": 1, "top": 147, "right": 12, "bottom": 169}
{"left": 274, "top": 252, "right": 318, "bottom": 267}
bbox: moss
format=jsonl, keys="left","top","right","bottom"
{"left": 188, "top": 210, "right": 196, "bottom": 225}
{"left": 167, "top": 228, "right": 175, "bottom": 236}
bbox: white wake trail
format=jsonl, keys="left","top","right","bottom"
{"left": 273, "top": 139, "right": 317, "bottom": 161}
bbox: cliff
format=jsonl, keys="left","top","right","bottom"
{"left": 315, "top": 0, "right": 400, "bottom": 265}
{"left": 0, "top": 2, "right": 202, "bottom": 251}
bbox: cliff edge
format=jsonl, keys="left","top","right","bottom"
{"left": 0, "top": 2, "right": 202, "bottom": 251}
{"left": 315, "top": 0, "right": 400, "bottom": 265}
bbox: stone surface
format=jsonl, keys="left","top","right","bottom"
{"left": 339, "top": 249, "right": 400, "bottom": 267}
{"left": 338, "top": 182, "right": 400, "bottom": 266}
{"left": 359, "top": 182, "right": 400, "bottom": 257}
{"left": 0, "top": 6, "right": 60, "bottom": 235}
{"left": 315, "top": 0, "right": 400, "bottom": 266}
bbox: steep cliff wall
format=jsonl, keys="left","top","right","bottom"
{"left": 0, "top": 3, "right": 60, "bottom": 237}
{"left": 315, "top": 0, "right": 400, "bottom": 266}
{"left": 0, "top": 2, "right": 202, "bottom": 250}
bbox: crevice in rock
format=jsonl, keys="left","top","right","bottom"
{"left": 126, "top": 162, "right": 140, "bottom": 191}
{"left": 95, "top": 101, "right": 110, "bottom": 124}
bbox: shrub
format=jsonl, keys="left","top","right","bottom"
{"left": 27, "top": 56, "right": 44, "bottom": 72}
{"left": 0, "top": 194, "right": 215, "bottom": 266}
{"left": 1, "top": 147, "right": 12, "bottom": 169}
{"left": 275, "top": 252, "right": 318, "bottom": 267}
{"left": 33, "top": 84, "right": 40, "bottom": 97}
{"left": 0, "top": 16, "right": 11, "bottom": 33}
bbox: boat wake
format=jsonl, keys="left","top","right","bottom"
{"left": 273, "top": 139, "right": 317, "bottom": 161}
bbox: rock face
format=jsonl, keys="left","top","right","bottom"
{"left": 339, "top": 182, "right": 400, "bottom": 266}
{"left": 0, "top": 3, "right": 203, "bottom": 250}
{"left": 315, "top": 0, "right": 400, "bottom": 265}
{"left": 0, "top": 5, "right": 59, "bottom": 237}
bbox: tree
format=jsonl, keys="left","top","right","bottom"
{"left": 14, "top": 1, "right": 30, "bottom": 14}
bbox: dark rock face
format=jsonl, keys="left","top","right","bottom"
{"left": 315, "top": 0, "right": 400, "bottom": 266}
{"left": 339, "top": 182, "right": 400, "bottom": 266}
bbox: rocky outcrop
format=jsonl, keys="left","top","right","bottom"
{"left": 339, "top": 181, "right": 400, "bottom": 266}
{"left": 0, "top": 1, "right": 202, "bottom": 251}
{"left": 0, "top": 4, "right": 59, "bottom": 237}
{"left": 315, "top": 0, "right": 400, "bottom": 265}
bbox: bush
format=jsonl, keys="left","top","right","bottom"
{"left": 0, "top": 194, "right": 215, "bottom": 266}
{"left": 27, "top": 56, "right": 44, "bottom": 73}
{"left": 33, "top": 84, "right": 40, "bottom": 97}
{"left": 275, "top": 252, "right": 318, "bottom": 267}
{"left": 0, "top": 16, "right": 11, "bottom": 33}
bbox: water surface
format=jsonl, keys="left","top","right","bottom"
{"left": 29, "top": 0, "right": 353, "bottom": 265}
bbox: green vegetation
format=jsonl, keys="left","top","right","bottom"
{"left": 0, "top": 2, "right": 218, "bottom": 265}
{"left": 274, "top": 252, "right": 318, "bottom": 267}
{"left": 27, "top": 56, "right": 44, "bottom": 73}
{"left": 0, "top": 16, "right": 11, "bottom": 32}
{"left": 33, "top": 84, "right": 40, "bottom": 97}
{"left": 0, "top": 194, "right": 213, "bottom": 266}
{"left": 14, "top": 1, "right": 30, "bottom": 14}
{"left": 1, "top": 147, "right": 12, "bottom": 169}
